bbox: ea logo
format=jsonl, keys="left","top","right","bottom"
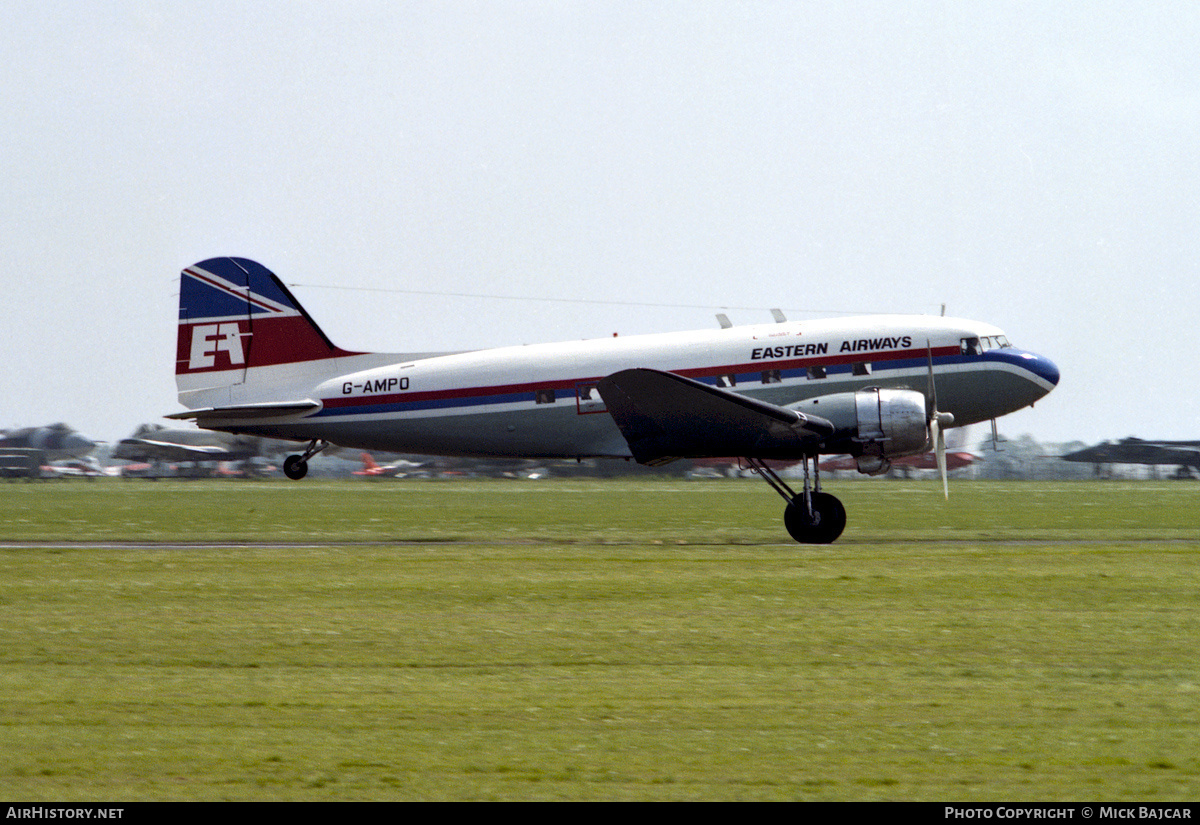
{"left": 188, "top": 323, "right": 246, "bottom": 368}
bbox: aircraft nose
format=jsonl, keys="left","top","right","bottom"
{"left": 1018, "top": 350, "right": 1060, "bottom": 391}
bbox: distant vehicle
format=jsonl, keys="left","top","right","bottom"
{"left": 41, "top": 457, "right": 110, "bottom": 478}
{"left": 113, "top": 462, "right": 155, "bottom": 478}
{"left": 0, "top": 423, "right": 96, "bottom": 460}
{"left": 167, "top": 257, "right": 1058, "bottom": 543}
{"left": 1061, "top": 438, "right": 1200, "bottom": 479}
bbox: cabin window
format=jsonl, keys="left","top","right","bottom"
{"left": 852, "top": 362, "right": 872, "bottom": 376}
{"left": 761, "top": 369, "right": 782, "bottom": 384}
{"left": 716, "top": 374, "right": 737, "bottom": 388}
{"left": 535, "top": 388, "right": 556, "bottom": 404}
{"left": 807, "top": 365, "right": 827, "bottom": 380}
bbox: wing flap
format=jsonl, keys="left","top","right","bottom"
{"left": 597, "top": 368, "right": 833, "bottom": 465}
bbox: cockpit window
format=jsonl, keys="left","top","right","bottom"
{"left": 961, "top": 335, "right": 1012, "bottom": 355}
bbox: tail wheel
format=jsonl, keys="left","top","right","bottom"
{"left": 283, "top": 455, "right": 308, "bottom": 480}
{"left": 784, "top": 492, "right": 846, "bottom": 544}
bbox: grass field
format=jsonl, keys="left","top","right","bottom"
{"left": 1, "top": 478, "right": 1198, "bottom": 800}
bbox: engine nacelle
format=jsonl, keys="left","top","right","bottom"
{"left": 789, "top": 388, "right": 929, "bottom": 475}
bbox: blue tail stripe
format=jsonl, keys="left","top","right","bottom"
{"left": 179, "top": 258, "right": 300, "bottom": 321}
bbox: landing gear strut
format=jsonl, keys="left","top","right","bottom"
{"left": 745, "top": 455, "right": 847, "bottom": 544}
{"left": 283, "top": 439, "right": 327, "bottom": 481}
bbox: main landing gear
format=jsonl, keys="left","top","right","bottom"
{"left": 744, "top": 456, "right": 847, "bottom": 544}
{"left": 283, "top": 439, "right": 328, "bottom": 480}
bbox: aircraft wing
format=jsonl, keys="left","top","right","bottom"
{"left": 1063, "top": 440, "right": 1200, "bottom": 465}
{"left": 597, "top": 368, "right": 835, "bottom": 466}
{"left": 112, "top": 438, "right": 255, "bottom": 465}
{"left": 111, "top": 438, "right": 232, "bottom": 462}
{"left": 136, "top": 439, "right": 226, "bottom": 455}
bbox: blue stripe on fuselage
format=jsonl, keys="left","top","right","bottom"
{"left": 310, "top": 350, "right": 955, "bottom": 420}
{"left": 979, "top": 348, "right": 1060, "bottom": 387}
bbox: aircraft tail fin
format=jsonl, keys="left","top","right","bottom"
{"left": 176, "top": 258, "right": 361, "bottom": 400}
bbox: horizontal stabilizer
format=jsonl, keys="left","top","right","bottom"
{"left": 597, "top": 368, "right": 833, "bottom": 465}
{"left": 166, "top": 400, "right": 322, "bottom": 424}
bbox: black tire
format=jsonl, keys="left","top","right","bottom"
{"left": 784, "top": 492, "right": 846, "bottom": 544}
{"left": 283, "top": 455, "right": 308, "bottom": 480}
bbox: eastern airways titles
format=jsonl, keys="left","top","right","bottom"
{"left": 751, "top": 336, "right": 912, "bottom": 361}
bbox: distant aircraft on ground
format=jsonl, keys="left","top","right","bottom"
{"left": 0, "top": 424, "right": 97, "bottom": 478}
{"left": 111, "top": 423, "right": 264, "bottom": 464}
{"left": 351, "top": 452, "right": 431, "bottom": 477}
{"left": 1061, "top": 438, "right": 1200, "bottom": 479}
{"left": 167, "top": 257, "right": 1058, "bottom": 543}
{"left": 1, "top": 423, "right": 96, "bottom": 460}
{"left": 353, "top": 453, "right": 393, "bottom": 476}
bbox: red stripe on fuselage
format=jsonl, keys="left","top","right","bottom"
{"left": 320, "top": 344, "right": 954, "bottom": 412}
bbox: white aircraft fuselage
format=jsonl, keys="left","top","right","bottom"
{"left": 207, "top": 315, "right": 1051, "bottom": 459}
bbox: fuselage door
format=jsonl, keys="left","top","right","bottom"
{"left": 576, "top": 382, "right": 607, "bottom": 415}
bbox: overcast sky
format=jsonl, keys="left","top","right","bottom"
{"left": 3, "top": 2, "right": 1197, "bottom": 448}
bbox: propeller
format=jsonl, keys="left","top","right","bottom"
{"left": 926, "top": 341, "right": 955, "bottom": 499}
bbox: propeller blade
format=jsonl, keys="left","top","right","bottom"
{"left": 935, "top": 418, "right": 948, "bottom": 499}
{"left": 926, "top": 340, "right": 953, "bottom": 499}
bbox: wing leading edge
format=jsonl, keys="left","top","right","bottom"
{"left": 596, "top": 368, "right": 835, "bottom": 466}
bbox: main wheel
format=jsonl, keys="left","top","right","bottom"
{"left": 784, "top": 492, "right": 846, "bottom": 544}
{"left": 283, "top": 454, "right": 308, "bottom": 480}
